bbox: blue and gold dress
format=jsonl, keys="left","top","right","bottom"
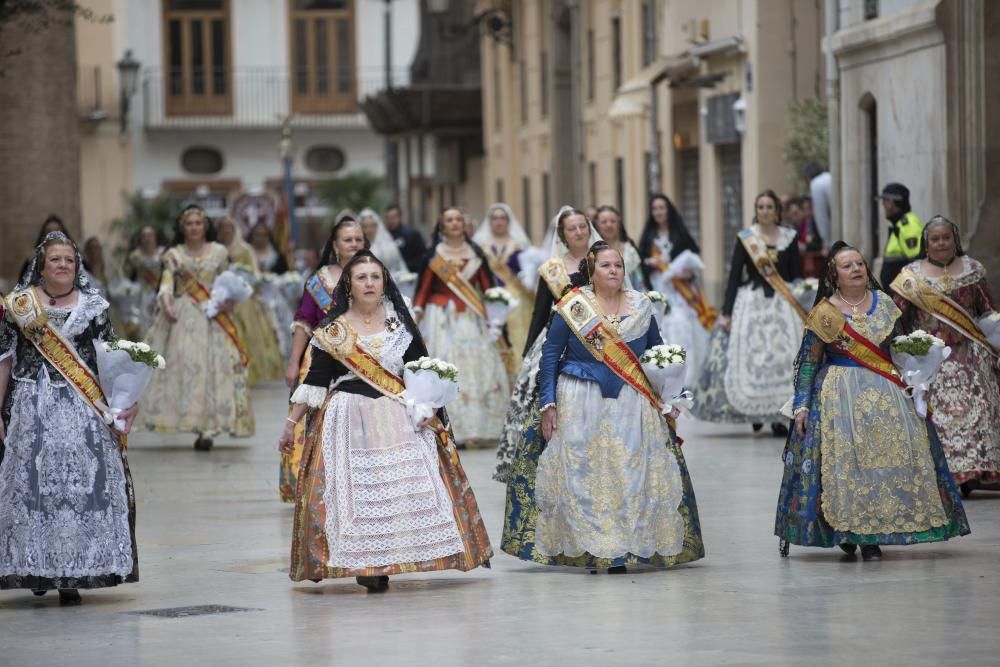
{"left": 775, "top": 291, "right": 969, "bottom": 550}
{"left": 501, "top": 287, "right": 704, "bottom": 568}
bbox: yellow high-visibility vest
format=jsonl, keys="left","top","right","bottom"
{"left": 884, "top": 211, "right": 923, "bottom": 259}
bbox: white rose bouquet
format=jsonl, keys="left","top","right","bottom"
{"left": 200, "top": 269, "right": 253, "bottom": 319}
{"left": 401, "top": 357, "right": 460, "bottom": 429}
{"left": 890, "top": 330, "right": 951, "bottom": 417}
{"left": 483, "top": 286, "right": 520, "bottom": 341}
{"left": 93, "top": 339, "right": 166, "bottom": 431}
{"left": 394, "top": 270, "right": 419, "bottom": 302}
{"left": 640, "top": 344, "right": 693, "bottom": 414}
{"left": 978, "top": 311, "right": 1000, "bottom": 350}
{"left": 791, "top": 277, "right": 819, "bottom": 313}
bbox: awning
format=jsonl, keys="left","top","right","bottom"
{"left": 608, "top": 53, "right": 699, "bottom": 118}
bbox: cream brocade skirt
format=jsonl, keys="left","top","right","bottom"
{"left": 143, "top": 295, "right": 255, "bottom": 437}
{"left": 819, "top": 365, "right": 948, "bottom": 534}
{"left": 420, "top": 303, "right": 510, "bottom": 444}
{"left": 534, "top": 376, "right": 686, "bottom": 559}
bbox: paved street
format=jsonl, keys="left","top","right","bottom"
{"left": 2, "top": 383, "right": 998, "bottom": 667}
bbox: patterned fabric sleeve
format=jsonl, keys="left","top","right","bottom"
{"left": 973, "top": 271, "right": 997, "bottom": 317}
{"left": 791, "top": 330, "right": 825, "bottom": 414}
{"left": 0, "top": 309, "right": 16, "bottom": 363}
{"left": 158, "top": 249, "right": 177, "bottom": 297}
{"left": 538, "top": 312, "right": 571, "bottom": 408}
{"left": 292, "top": 291, "right": 322, "bottom": 331}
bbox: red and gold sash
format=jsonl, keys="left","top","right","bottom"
{"left": 139, "top": 268, "right": 161, "bottom": 289}
{"left": 554, "top": 288, "right": 676, "bottom": 430}
{"left": 671, "top": 277, "right": 718, "bottom": 330}
{"left": 182, "top": 277, "right": 250, "bottom": 367}
{"left": 4, "top": 288, "right": 126, "bottom": 448}
{"left": 428, "top": 255, "right": 487, "bottom": 320}
{"left": 737, "top": 229, "right": 808, "bottom": 322}
{"left": 806, "top": 299, "right": 905, "bottom": 388}
{"left": 891, "top": 269, "right": 998, "bottom": 357}
{"left": 539, "top": 258, "right": 572, "bottom": 300}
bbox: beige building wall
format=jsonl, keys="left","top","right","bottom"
{"left": 76, "top": 0, "right": 133, "bottom": 247}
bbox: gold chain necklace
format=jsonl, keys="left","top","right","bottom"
{"left": 837, "top": 289, "right": 868, "bottom": 319}
{"left": 596, "top": 290, "right": 624, "bottom": 330}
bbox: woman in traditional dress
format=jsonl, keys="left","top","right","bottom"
{"left": 359, "top": 208, "right": 409, "bottom": 279}
{"left": 494, "top": 206, "right": 600, "bottom": 482}
{"left": 775, "top": 242, "right": 969, "bottom": 560}
{"left": 18, "top": 215, "right": 75, "bottom": 284}
{"left": 279, "top": 216, "right": 366, "bottom": 502}
{"left": 216, "top": 216, "right": 285, "bottom": 385}
{"left": 472, "top": 203, "right": 535, "bottom": 363}
{"left": 692, "top": 190, "right": 803, "bottom": 436}
{"left": 279, "top": 251, "right": 492, "bottom": 592}
{"left": 0, "top": 232, "right": 139, "bottom": 605}
{"left": 125, "top": 226, "right": 164, "bottom": 337}
{"left": 412, "top": 206, "right": 510, "bottom": 448}
{"left": 143, "top": 205, "right": 255, "bottom": 450}
{"left": 501, "top": 241, "right": 704, "bottom": 573}
{"left": 593, "top": 205, "right": 644, "bottom": 289}
{"left": 247, "top": 221, "right": 296, "bottom": 358}
{"left": 892, "top": 216, "right": 1000, "bottom": 497}
{"left": 637, "top": 194, "right": 716, "bottom": 386}
{"left": 249, "top": 221, "right": 289, "bottom": 274}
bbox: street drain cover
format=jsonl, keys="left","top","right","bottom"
{"left": 126, "top": 605, "right": 261, "bottom": 618}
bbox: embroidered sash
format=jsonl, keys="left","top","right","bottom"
{"left": 806, "top": 299, "right": 905, "bottom": 388}
{"left": 4, "top": 288, "right": 126, "bottom": 447}
{"left": 738, "top": 229, "right": 808, "bottom": 321}
{"left": 139, "top": 268, "right": 161, "bottom": 290}
{"left": 182, "top": 277, "right": 250, "bottom": 367}
{"left": 539, "top": 258, "right": 572, "bottom": 300}
{"left": 671, "top": 277, "right": 718, "bottom": 330}
{"left": 428, "top": 255, "right": 487, "bottom": 320}
{"left": 305, "top": 266, "right": 338, "bottom": 314}
{"left": 891, "top": 269, "right": 998, "bottom": 357}
{"left": 554, "top": 289, "right": 670, "bottom": 424}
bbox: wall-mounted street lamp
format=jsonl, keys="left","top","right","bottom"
{"left": 116, "top": 49, "right": 141, "bottom": 135}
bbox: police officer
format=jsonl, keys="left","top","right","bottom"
{"left": 878, "top": 182, "right": 923, "bottom": 289}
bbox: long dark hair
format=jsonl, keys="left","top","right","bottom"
{"left": 314, "top": 216, "right": 369, "bottom": 278}
{"left": 322, "top": 250, "right": 429, "bottom": 359}
{"left": 170, "top": 205, "right": 216, "bottom": 247}
{"left": 426, "top": 206, "right": 497, "bottom": 287}
{"left": 639, "top": 194, "right": 699, "bottom": 287}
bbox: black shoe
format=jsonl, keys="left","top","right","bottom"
{"left": 607, "top": 566, "right": 627, "bottom": 574}
{"left": 752, "top": 423, "right": 763, "bottom": 433}
{"left": 960, "top": 481, "right": 977, "bottom": 499}
{"left": 58, "top": 589, "right": 82, "bottom": 606}
{"left": 194, "top": 435, "right": 213, "bottom": 451}
{"left": 779, "top": 539, "right": 790, "bottom": 557}
{"left": 31, "top": 589, "right": 48, "bottom": 597}
{"left": 838, "top": 543, "right": 858, "bottom": 556}
{"left": 356, "top": 575, "right": 389, "bottom": 592}
{"left": 771, "top": 423, "right": 789, "bottom": 438}
{"left": 861, "top": 545, "right": 883, "bottom": 561}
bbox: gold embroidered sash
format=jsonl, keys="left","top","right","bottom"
{"left": 4, "top": 288, "right": 126, "bottom": 448}
{"left": 312, "top": 319, "right": 406, "bottom": 397}
{"left": 182, "top": 277, "right": 250, "bottom": 367}
{"left": 489, "top": 256, "right": 531, "bottom": 299}
{"left": 554, "top": 288, "right": 670, "bottom": 423}
{"left": 428, "top": 255, "right": 487, "bottom": 320}
{"left": 806, "top": 299, "right": 905, "bottom": 388}
{"left": 539, "top": 258, "right": 572, "bottom": 300}
{"left": 891, "top": 269, "right": 998, "bottom": 357}
{"left": 737, "top": 229, "right": 808, "bottom": 321}
{"left": 671, "top": 277, "right": 718, "bottom": 330}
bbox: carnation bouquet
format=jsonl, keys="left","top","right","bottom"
{"left": 979, "top": 311, "right": 1000, "bottom": 350}
{"left": 93, "top": 339, "right": 166, "bottom": 431}
{"left": 791, "top": 277, "right": 819, "bottom": 313}
{"left": 890, "top": 330, "right": 951, "bottom": 417}
{"left": 401, "top": 357, "right": 460, "bottom": 430}
{"left": 200, "top": 269, "right": 253, "bottom": 318}
{"left": 483, "top": 286, "right": 520, "bottom": 341}
{"left": 640, "top": 344, "right": 693, "bottom": 414}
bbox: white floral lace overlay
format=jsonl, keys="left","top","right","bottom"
{"left": 290, "top": 384, "right": 327, "bottom": 408}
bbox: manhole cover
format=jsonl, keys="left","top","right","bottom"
{"left": 126, "top": 605, "right": 261, "bottom": 618}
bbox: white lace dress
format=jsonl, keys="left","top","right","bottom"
{"left": 0, "top": 292, "right": 136, "bottom": 590}
{"left": 290, "top": 322, "right": 465, "bottom": 570}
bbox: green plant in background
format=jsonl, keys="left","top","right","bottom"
{"left": 783, "top": 97, "right": 829, "bottom": 189}
{"left": 316, "top": 171, "right": 389, "bottom": 219}
{"left": 108, "top": 190, "right": 183, "bottom": 265}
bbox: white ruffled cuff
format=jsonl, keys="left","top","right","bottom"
{"left": 290, "top": 320, "right": 312, "bottom": 335}
{"left": 290, "top": 383, "right": 326, "bottom": 408}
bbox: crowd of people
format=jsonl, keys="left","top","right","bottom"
{"left": 0, "top": 179, "right": 996, "bottom": 601}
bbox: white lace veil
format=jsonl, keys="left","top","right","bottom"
{"left": 18, "top": 231, "right": 98, "bottom": 294}
{"left": 546, "top": 205, "right": 602, "bottom": 260}
{"left": 359, "top": 207, "right": 408, "bottom": 276}
{"left": 473, "top": 203, "right": 531, "bottom": 250}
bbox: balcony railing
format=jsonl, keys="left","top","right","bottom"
{"left": 141, "top": 66, "right": 408, "bottom": 130}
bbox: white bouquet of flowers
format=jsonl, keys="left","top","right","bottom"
{"left": 401, "top": 357, "right": 460, "bottom": 430}
{"left": 200, "top": 269, "right": 253, "bottom": 318}
{"left": 483, "top": 286, "right": 520, "bottom": 341}
{"left": 890, "top": 329, "right": 952, "bottom": 417}
{"left": 646, "top": 290, "right": 671, "bottom": 334}
{"left": 517, "top": 246, "right": 548, "bottom": 291}
{"left": 640, "top": 344, "right": 693, "bottom": 414}
{"left": 792, "top": 277, "right": 819, "bottom": 313}
{"left": 93, "top": 339, "right": 166, "bottom": 431}
{"left": 394, "top": 270, "right": 419, "bottom": 302}
{"left": 978, "top": 311, "right": 1000, "bottom": 350}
